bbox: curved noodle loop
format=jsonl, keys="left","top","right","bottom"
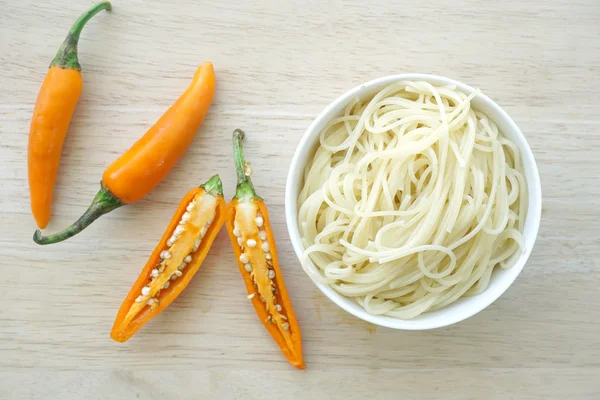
{"left": 298, "top": 81, "right": 527, "bottom": 319}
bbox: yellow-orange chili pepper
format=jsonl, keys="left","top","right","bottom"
{"left": 33, "top": 62, "right": 216, "bottom": 245}
{"left": 225, "top": 129, "right": 305, "bottom": 369}
{"left": 111, "top": 175, "right": 226, "bottom": 342}
{"left": 28, "top": 2, "right": 112, "bottom": 229}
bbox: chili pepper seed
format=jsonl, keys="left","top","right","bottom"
{"left": 255, "top": 216, "right": 264, "bottom": 227}
{"left": 184, "top": 255, "right": 192, "bottom": 263}
{"left": 244, "top": 263, "right": 252, "bottom": 272}
{"left": 160, "top": 250, "right": 171, "bottom": 260}
{"left": 233, "top": 228, "right": 241, "bottom": 237}
{"left": 282, "top": 322, "right": 290, "bottom": 330}
{"left": 268, "top": 269, "right": 275, "bottom": 279}
{"left": 239, "top": 253, "right": 249, "bottom": 264}
{"left": 247, "top": 239, "right": 257, "bottom": 248}
{"left": 141, "top": 286, "right": 151, "bottom": 296}
{"left": 259, "top": 230, "right": 267, "bottom": 240}
{"left": 261, "top": 242, "right": 269, "bottom": 252}
{"left": 244, "top": 162, "right": 252, "bottom": 176}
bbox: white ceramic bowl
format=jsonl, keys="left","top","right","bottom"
{"left": 285, "top": 74, "right": 542, "bottom": 330}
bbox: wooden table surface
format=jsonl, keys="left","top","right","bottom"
{"left": 1, "top": 0, "right": 599, "bottom": 398}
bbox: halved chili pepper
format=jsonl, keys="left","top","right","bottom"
{"left": 33, "top": 62, "right": 216, "bottom": 244}
{"left": 225, "top": 129, "right": 305, "bottom": 369}
{"left": 28, "top": 1, "right": 112, "bottom": 229}
{"left": 111, "top": 175, "right": 226, "bottom": 342}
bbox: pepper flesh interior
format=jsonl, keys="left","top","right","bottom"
{"left": 234, "top": 201, "right": 295, "bottom": 350}
{"left": 121, "top": 191, "right": 218, "bottom": 328}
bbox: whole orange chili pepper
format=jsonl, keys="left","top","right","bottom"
{"left": 28, "top": 2, "right": 112, "bottom": 229}
{"left": 33, "top": 62, "right": 216, "bottom": 245}
{"left": 225, "top": 129, "right": 305, "bottom": 369}
{"left": 111, "top": 175, "right": 226, "bottom": 342}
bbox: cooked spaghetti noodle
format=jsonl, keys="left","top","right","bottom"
{"left": 298, "top": 81, "right": 527, "bottom": 319}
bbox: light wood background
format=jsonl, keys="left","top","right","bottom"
{"left": 1, "top": 0, "right": 599, "bottom": 399}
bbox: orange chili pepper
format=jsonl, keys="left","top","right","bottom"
{"left": 111, "top": 175, "right": 226, "bottom": 342}
{"left": 33, "top": 62, "right": 216, "bottom": 244}
{"left": 225, "top": 129, "right": 305, "bottom": 369}
{"left": 28, "top": 2, "right": 112, "bottom": 229}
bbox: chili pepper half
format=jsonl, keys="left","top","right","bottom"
{"left": 33, "top": 62, "right": 216, "bottom": 245}
{"left": 28, "top": 2, "right": 112, "bottom": 229}
{"left": 111, "top": 175, "right": 226, "bottom": 342}
{"left": 225, "top": 129, "right": 305, "bottom": 369}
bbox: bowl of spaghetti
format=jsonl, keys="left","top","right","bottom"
{"left": 285, "top": 74, "right": 541, "bottom": 329}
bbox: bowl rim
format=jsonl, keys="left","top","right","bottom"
{"left": 284, "top": 73, "right": 542, "bottom": 330}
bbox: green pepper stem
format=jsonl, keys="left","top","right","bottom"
{"left": 50, "top": 1, "right": 112, "bottom": 70}
{"left": 33, "top": 183, "right": 123, "bottom": 245}
{"left": 201, "top": 174, "right": 224, "bottom": 197}
{"left": 233, "top": 129, "right": 260, "bottom": 200}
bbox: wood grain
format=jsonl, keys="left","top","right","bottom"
{"left": 1, "top": 0, "right": 599, "bottom": 398}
